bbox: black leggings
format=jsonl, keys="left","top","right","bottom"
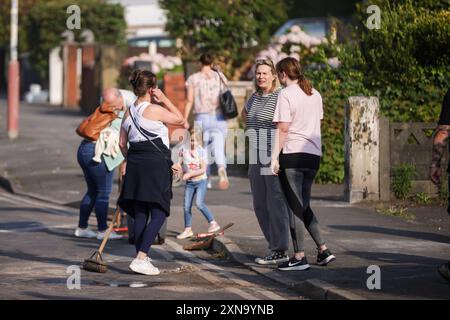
{"left": 279, "top": 168, "right": 325, "bottom": 253}
{"left": 133, "top": 201, "right": 166, "bottom": 254}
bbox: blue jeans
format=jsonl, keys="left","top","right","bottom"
{"left": 184, "top": 179, "right": 215, "bottom": 227}
{"left": 195, "top": 112, "right": 228, "bottom": 176}
{"left": 77, "top": 140, "right": 114, "bottom": 231}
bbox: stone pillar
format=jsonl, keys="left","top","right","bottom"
{"left": 49, "top": 47, "right": 63, "bottom": 105}
{"left": 63, "top": 44, "right": 80, "bottom": 109}
{"left": 344, "top": 97, "right": 380, "bottom": 203}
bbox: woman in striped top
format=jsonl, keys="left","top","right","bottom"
{"left": 242, "top": 59, "right": 290, "bottom": 265}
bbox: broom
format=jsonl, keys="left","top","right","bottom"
{"left": 83, "top": 180, "right": 123, "bottom": 273}
{"left": 183, "top": 222, "right": 234, "bottom": 251}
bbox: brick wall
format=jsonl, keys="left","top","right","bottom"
{"left": 163, "top": 73, "right": 186, "bottom": 143}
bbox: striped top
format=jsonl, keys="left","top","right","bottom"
{"left": 245, "top": 88, "right": 281, "bottom": 153}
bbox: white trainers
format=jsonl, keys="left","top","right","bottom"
{"left": 97, "top": 230, "right": 123, "bottom": 240}
{"left": 207, "top": 179, "right": 212, "bottom": 189}
{"left": 129, "top": 257, "right": 160, "bottom": 275}
{"left": 74, "top": 227, "right": 97, "bottom": 239}
{"left": 208, "top": 221, "right": 221, "bottom": 233}
{"left": 176, "top": 228, "right": 194, "bottom": 239}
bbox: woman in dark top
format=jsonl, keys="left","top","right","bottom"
{"left": 119, "top": 70, "right": 185, "bottom": 275}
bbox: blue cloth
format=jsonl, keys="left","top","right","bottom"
{"left": 77, "top": 140, "right": 114, "bottom": 231}
{"left": 183, "top": 178, "right": 215, "bottom": 227}
{"left": 195, "top": 112, "right": 228, "bottom": 176}
{"left": 103, "top": 111, "right": 125, "bottom": 171}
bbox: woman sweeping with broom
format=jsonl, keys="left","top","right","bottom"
{"left": 118, "top": 70, "right": 185, "bottom": 275}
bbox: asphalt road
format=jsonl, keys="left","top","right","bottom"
{"left": 0, "top": 191, "right": 305, "bottom": 300}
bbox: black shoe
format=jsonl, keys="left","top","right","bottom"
{"left": 438, "top": 262, "right": 450, "bottom": 281}
{"left": 278, "top": 256, "right": 310, "bottom": 271}
{"left": 255, "top": 251, "right": 289, "bottom": 265}
{"left": 317, "top": 249, "right": 336, "bottom": 266}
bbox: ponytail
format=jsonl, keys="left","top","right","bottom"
{"left": 298, "top": 75, "right": 313, "bottom": 96}
{"left": 276, "top": 57, "right": 313, "bottom": 96}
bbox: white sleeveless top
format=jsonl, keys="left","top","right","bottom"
{"left": 122, "top": 101, "right": 170, "bottom": 148}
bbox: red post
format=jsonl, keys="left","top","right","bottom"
{"left": 7, "top": 0, "right": 19, "bottom": 140}
{"left": 7, "top": 60, "right": 20, "bottom": 140}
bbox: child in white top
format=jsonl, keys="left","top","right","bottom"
{"left": 175, "top": 129, "right": 221, "bottom": 239}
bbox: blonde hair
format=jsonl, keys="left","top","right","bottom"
{"left": 254, "top": 58, "right": 277, "bottom": 94}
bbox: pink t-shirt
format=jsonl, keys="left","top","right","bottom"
{"left": 273, "top": 84, "right": 323, "bottom": 156}
{"left": 186, "top": 71, "right": 227, "bottom": 114}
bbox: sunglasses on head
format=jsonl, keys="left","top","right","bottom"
{"left": 255, "top": 58, "right": 274, "bottom": 66}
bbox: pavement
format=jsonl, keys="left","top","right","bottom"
{"left": 1, "top": 100, "right": 450, "bottom": 300}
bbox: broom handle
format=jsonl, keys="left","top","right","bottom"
{"left": 98, "top": 175, "right": 123, "bottom": 254}
{"left": 98, "top": 206, "right": 121, "bottom": 254}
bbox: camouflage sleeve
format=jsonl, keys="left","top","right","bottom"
{"left": 431, "top": 125, "right": 450, "bottom": 167}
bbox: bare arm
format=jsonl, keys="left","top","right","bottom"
{"left": 241, "top": 107, "right": 248, "bottom": 123}
{"left": 145, "top": 89, "right": 185, "bottom": 125}
{"left": 271, "top": 122, "right": 290, "bottom": 161}
{"left": 119, "top": 110, "right": 130, "bottom": 158}
{"left": 184, "top": 86, "right": 194, "bottom": 129}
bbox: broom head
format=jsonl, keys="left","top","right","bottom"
{"left": 83, "top": 251, "right": 108, "bottom": 273}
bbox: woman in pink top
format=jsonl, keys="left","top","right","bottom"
{"left": 184, "top": 53, "right": 229, "bottom": 190}
{"left": 271, "top": 57, "right": 336, "bottom": 271}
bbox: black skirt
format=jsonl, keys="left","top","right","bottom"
{"left": 118, "top": 139, "right": 173, "bottom": 217}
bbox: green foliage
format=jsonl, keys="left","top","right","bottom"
{"left": 24, "top": 0, "right": 126, "bottom": 82}
{"left": 285, "top": 0, "right": 359, "bottom": 18}
{"left": 309, "top": 0, "right": 449, "bottom": 183}
{"left": 160, "top": 0, "right": 286, "bottom": 79}
{"left": 391, "top": 164, "right": 416, "bottom": 200}
{"left": 376, "top": 204, "right": 415, "bottom": 220}
{"left": 353, "top": 0, "right": 449, "bottom": 122}
{"left": 306, "top": 45, "right": 370, "bottom": 183}
{"left": 413, "top": 192, "right": 431, "bottom": 205}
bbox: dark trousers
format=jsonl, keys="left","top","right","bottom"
{"left": 279, "top": 168, "right": 325, "bottom": 253}
{"left": 133, "top": 201, "right": 166, "bottom": 254}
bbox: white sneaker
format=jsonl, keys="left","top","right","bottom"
{"left": 207, "top": 221, "right": 221, "bottom": 233}
{"left": 74, "top": 227, "right": 97, "bottom": 238}
{"left": 97, "top": 230, "right": 123, "bottom": 240}
{"left": 176, "top": 229, "right": 194, "bottom": 239}
{"left": 129, "top": 258, "right": 160, "bottom": 275}
{"left": 207, "top": 179, "right": 212, "bottom": 189}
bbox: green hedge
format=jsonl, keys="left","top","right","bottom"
{"left": 307, "top": 0, "right": 449, "bottom": 183}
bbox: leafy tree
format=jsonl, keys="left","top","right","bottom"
{"left": 285, "top": 0, "right": 360, "bottom": 18}
{"left": 0, "top": 0, "right": 43, "bottom": 53}
{"left": 353, "top": 0, "right": 450, "bottom": 122}
{"left": 23, "top": 0, "right": 127, "bottom": 83}
{"left": 160, "top": 0, "right": 286, "bottom": 79}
